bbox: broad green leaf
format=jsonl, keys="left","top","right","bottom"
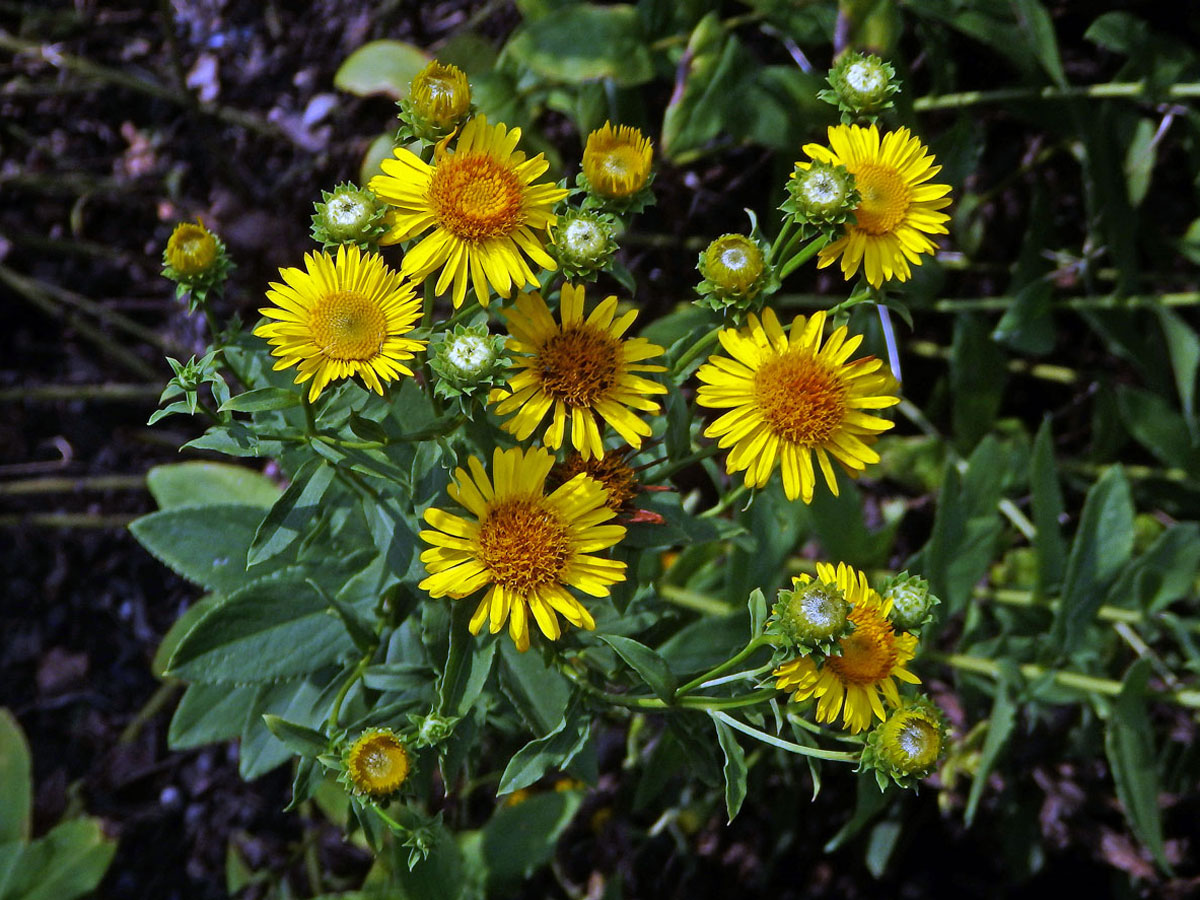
{"left": 130, "top": 504, "right": 280, "bottom": 593}
{"left": 950, "top": 313, "right": 1007, "bottom": 452}
{"left": 1116, "top": 385, "right": 1200, "bottom": 471}
{"left": 152, "top": 594, "right": 221, "bottom": 680}
{"left": 360, "top": 132, "right": 397, "bottom": 184}
{"left": 656, "top": 613, "right": 746, "bottom": 674}
{"left": 506, "top": 4, "right": 654, "bottom": 86}
{"left": 1010, "top": 0, "right": 1066, "bottom": 85}
{"left": 167, "top": 579, "right": 355, "bottom": 683}
{"left": 334, "top": 40, "right": 428, "bottom": 99}
{"left": 220, "top": 386, "right": 301, "bottom": 413}
{"left": 1030, "top": 419, "right": 1067, "bottom": 595}
{"left": 660, "top": 16, "right": 742, "bottom": 162}
{"left": 437, "top": 602, "right": 497, "bottom": 718}
{"left": 241, "top": 675, "right": 331, "bottom": 779}
{"left": 1106, "top": 523, "right": 1200, "bottom": 615}
{"left": 263, "top": 715, "right": 329, "bottom": 758}
{"left": 498, "top": 642, "right": 570, "bottom": 735}
{"left": 0, "top": 710, "right": 31, "bottom": 843}
{"left": 497, "top": 702, "right": 591, "bottom": 795}
{"left": 5, "top": 819, "right": 116, "bottom": 900}
{"left": 363, "top": 662, "right": 432, "bottom": 694}
{"left": 964, "top": 680, "right": 1017, "bottom": 826}
{"left": 481, "top": 791, "right": 583, "bottom": 887}
{"left": 0, "top": 843, "right": 24, "bottom": 898}
{"left": 389, "top": 823, "right": 465, "bottom": 900}
{"left": 1052, "top": 466, "right": 1134, "bottom": 656}
{"left": 1158, "top": 307, "right": 1200, "bottom": 435}
{"left": 247, "top": 458, "right": 336, "bottom": 567}
{"left": 712, "top": 715, "right": 747, "bottom": 822}
{"left": 168, "top": 683, "right": 257, "bottom": 749}
{"left": 598, "top": 635, "right": 676, "bottom": 702}
{"left": 865, "top": 820, "right": 902, "bottom": 878}
{"left": 1106, "top": 659, "right": 1172, "bottom": 872}
{"left": 1123, "top": 117, "right": 1157, "bottom": 206}
{"left": 147, "top": 461, "right": 280, "bottom": 510}
{"left": 993, "top": 281, "right": 1055, "bottom": 355}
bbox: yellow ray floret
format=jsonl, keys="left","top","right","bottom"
{"left": 418, "top": 445, "right": 627, "bottom": 652}
{"left": 799, "top": 124, "right": 952, "bottom": 288}
{"left": 491, "top": 283, "right": 667, "bottom": 460}
{"left": 774, "top": 562, "right": 920, "bottom": 733}
{"left": 253, "top": 244, "right": 425, "bottom": 402}
{"left": 695, "top": 307, "right": 899, "bottom": 503}
{"left": 368, "top": 115, "right": 568, "bottom": 309}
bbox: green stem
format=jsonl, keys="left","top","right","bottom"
{"left": 0, "top": 474, "right": 146, "bottom": 495}
{"left": 914, "top": 81, "right": 1200, "bottom": 112}
{"left": 709, "top": 710, "right": 859, "bottom": 762}
{"left": 657, "top": 583, "right": 738, "bottom": 617}
{"left": 700, "top": 483, "right": 748, "bottom": 517}
{"left": 327, "top": 656, "right": 373, "bottom": 731}
{"left": 301, "top": 393, "right": 317, "bottom": 436}
{"left": 777, "top": 234, "right": 829, "bottom": 281}
{"left": 768, "top": 218, "right": 796, "bottom": 265}
{"left": 671, "top": 326, "right": 723, "bottom": 376}
{"left": 676, "top": 636, "right": 771, "bottom": 696}
{"left": 648, "top": 443, "right": 721, "bottom": 481}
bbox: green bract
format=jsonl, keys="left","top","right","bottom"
{"left": 310, "top": 182, "right": 388, "bottom": 250}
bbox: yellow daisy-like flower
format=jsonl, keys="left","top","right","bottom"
{"left": 800, "top": 124, "right": 951, "bottom": 288}
{"left": 774, "top": 562, "right": 920, "bottom": 733}
{"left": 254, "top": 244, "right": 425, "bottom": 402}
{"left": 418, "top": 445, "right": 627, "bottom": 652}
{"left": 491, "top": 284, "right": 667, "bottom": 459}
{"left": 695, "top": 307, "right": 899, "bottom": 503}
{"left": 368, "top": 115, "right": 568, "bottom": 309}
{"left": 582, "top": 122, "right": 653, "bottom": 199}
{"left": 343, "top": 728, "right": 410, "bottom": 798}
{"left": 165, "top": 221, "right": 218, "bottom": 276}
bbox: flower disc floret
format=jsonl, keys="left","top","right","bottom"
{"left": 491, "top": 284, "right": 667, "bottom": 460}
{"left": 253, "top": 244, "right": 425, "bottom": 401}
{"left": 419, "top": 446, "right": 627, "bottom": 651}
{"left": 774, "top": 562, "right": 920, "bottom": 733}
{"left": 343, "top": 728, "right": 411, "bottom": 799}
{"left": 695, "top": 308, "right": 900, "bottom": 503}
{"left": 799, "top": 124, "right": 952, "bottom": 288}
{"left": 369, "top": 115, "right": 567, "bottom": 308}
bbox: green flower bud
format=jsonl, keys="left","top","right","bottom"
{"left": 428, "top": 322, "right": 509, "bottom": 413}
{"left": 397, "top": 60, "right": 472, "bottom": 143}
{"left": 819, "top": 52, "right": 901, "bottom": 123}
{"left": 882, "top": 571, "right": 939, "bottom": 632}
{"left": 549, "top": 209, "right": 618, "bottom": 279}
{"left": 782, "top": 161, "right": 859, "bottom": 230}
{"left": 406, "top": 712, "right": 461, "bottom": 749}
{"left": 861, "top": 697, "right": 947, "bottom": 789}
{"left": 769, "top": 575, "right": 853, "bottom": 654}
{"left": 310, "top": 182, "right": 388, "bottom": 251}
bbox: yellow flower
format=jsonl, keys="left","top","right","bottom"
{"left": 408, "top": 60, "right": 471, "bottom": 130}
{"left": 344, "top": 728, "right": 410, "bottom": 798}
{"left": 799, "top": 124, "right": 951, "bottom": 288}
{"left": 369, "top": 116, "right": 568, "bottom": 309}
{"left": 491, "top": 284, "right": 667, "bottom": 459}
{"left": 582, "top": 122, "right": 653, "bottom": 199}
{"left": 774, "top": 562, "right": 920, "bottom": 733}
{"left": 694, "top": 308, "right": 899, "bottom": 503}
{"left": 165, "top": 221, "right": 218, "bottom": 276}
{"left": 253, "top": 244, "right": 425, "bottom": 402}
{"left": 419, "top": 446, "right": 626, "bottom": 652}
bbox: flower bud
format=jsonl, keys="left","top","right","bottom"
{"left": 861, "top": 697, "right": 946, "bottom": 788}
{"left": 407, "top": 712, "right": 460, "bottom": 749}
{"left": 428, "top": 322, "right": 508, "bottom": 412}
{"left": 398, "top": 60, "right": 471, "bottom": 142}
{"left": 311, "top": 182, "right": 388, "bottom": 251}
{"left": 782, "top": 161, "right": 859, "bottom": 230}
{"left": 342, "top": 728, "right": 411, "bottom": 799}
{"left": 769, "top": 574, "right": 853, "bottom": 654}
{"left": 696, "top": 233, "right": 773, "bottom": 313}
{"left": 882, "top": 571, "right": 939, "bottom": 631}
{"left": 550, "top": 209, "right": 618, "bottom": 278}
{"left": 580, "top": 122, "right": 654, "bottom": 212}
{"left": 819, "top": 52, "right": 900, "bottom": 122}
{"left": 161, "top": 220, "right": 233, "bottom": 311}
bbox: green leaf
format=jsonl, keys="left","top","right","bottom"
{"left": 711, "top": 716, "right": 747, "bottom": 822}
{"left": 247, "top": 459, "right": 336, "bottom": 568}
{"left": 597, "top": 635, "right": 676, "bottom": 702}
{"left": 964, "top": 680, "right": 1017, "bottom": 826}
{"left": 506, "top": 4, "right": 654, "bottom": 86}
{"left": 129, "top": 504, "right": 278, "bottom": 593}
{"left": 0, "top": 843, "right": 25, "bottom": 898}
{"left": 360, "top": 132, "right": 396, "bottom": 184}
{"left": 950, "top": 312, "right": 1007, "bottom": 452}
{"left": 481, "top": 791, "right": 583, "bottom": 888}
{"left": 865, "top": 820, "right": 902, "bottom": 879}
{"left": 1123, "top": 117, "right": 1157, "bottom": 206}
{"left": 1106, "top": 659, "right": 1172, "bottom": 872}
{"left": 334, "top": 40, "right": 429, "bottom": 99}
{"left": 220, "top": 387, "right": 301, "bottom": 413}
{"left": 0, "top": 710, "right": 31, "bottom": 843}
{"left": 497, "top": 702, "right": 591, "bottom": 795}
{"left": 1106, "top": 523, "right": 1200, "bottom": 615}
{"left": 152, "top": 594, "right": 221, "bottom": 680}
{"left": 1158, "top": 307, "right": 1200, "bottom": 435}
{"left": 437, "top": 602, "right": 497, "bottom": 718}
{"left": 993, "top": 281, "right": 1055, "bottom": 355}
{"left": 747, "top": 589, "right": 767, "bottom": 638}
{"left": 263, "top": 715, "right": 329, "bottom": 758}
{"left": 388, "top": 823, "right": 465, "bottom": 900}
{"left": 307, "top": 579, "right": 376, "bottom": 653}
{"left": 5, "top": 819, "right": 116, "bottom": 900}
{"left": 1030, "top": 419, "right": 1067, "bottom": 595}
{"left": 241, "top": 675, "right": 332, "bottom": 779}
{"left": 1052, "top": 466, "right": 1134, "bottom": 656}
{"left": 498, "top": 642, "right": 570, "bottom": 735}
{"left": 1117, "top": 384, "right": 1200, "bottom": 470}
{"left": 1010, "top": 0, "right": 1067, "bottom": 85}
{"left": 824, "top": 772, "right": 893, "bottom": 852}
{"left": 146, "top": 461, "right": 280, "bottom": 510}
{"left": 167, "top": 579, "right": 355, "bottom": 683}
{"left": 168, "top": 683, "right": 257, "bottom": 749}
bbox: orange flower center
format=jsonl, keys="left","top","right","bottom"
{"left": 428, "top": 152, "right": 526, "bottom": 242}
{"left": 536, "top": 324, "right": 620, "bottom": 408}
{"left": 827, "top": 606, "right": 898, "bottom": 685}
{"left": 308, "top": 290, "right": 388, "bottom": 361}
{"left": 753, "top": 351, "right": 848, "bottom": 445}
{"left": 476, "top": 497, "right": 570, "bottom": 592}
{"left": 849, "top": 163, "right": 911, "bottom": 235}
